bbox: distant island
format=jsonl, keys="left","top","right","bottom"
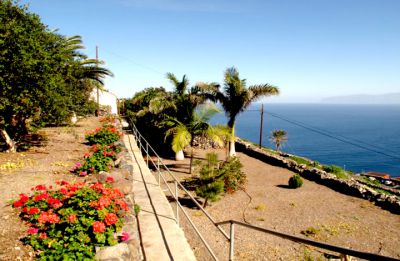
{"left": 321, "top": 93, "right": 400, "bottom": 104}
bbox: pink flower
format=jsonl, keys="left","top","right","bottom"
{"left": 79, "top": 171, "right": 88, "bottom": 176}
{"left": 27, "top": 227, "right": 39, "bottom": 234}
{"left": 119, "top": 232, "right": 129, "bottom": 241}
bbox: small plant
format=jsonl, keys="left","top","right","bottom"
{"left": 195, "top": 153, "right": 246, "bottom": 207}
{"left": 196, "top": 153, "right": 225, "bottom": 207}
{"left": 85, "top": 126, "right": 123, "bottom": 146}
{"left": 254, "top": 203, "right": 266, "bottom": 211}
{"left": 288, "top": 174, "right": 303, "bottom": 188}
{"left": 301, "top": 227, "right": 320, "bottom": 237}
{"left": 220, "top": 156, "right": 246, "bottom": 193}
{"left": 12, "top": 181, "right": 129, "bottom": 259}
{"left": 134, "top": 204, "right": 141, "bottom": 216}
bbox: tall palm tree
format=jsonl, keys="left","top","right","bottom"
{"left": 164, "top": 104, "right": 230, "bottom": 172}
{"left": 206, "top": 67, "right": 280, "bottom": 156}
{"left": 270, "top": 129, "right": 288, "bottom": 152}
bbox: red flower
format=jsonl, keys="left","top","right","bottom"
{"left": 27, "top": 227, "right": 39, "bottom": 234}
{"left": 104, "top": 213, "right": 118, "bottom": 226}
{"left": 115, "top": 199, "right": 128, "bottom": 211}
{"left": 38, "top": 212, "right": 48, "bottom": 223}
{"left": 35, "top": 185, "right": 47, "bottom": 191}
{"left": 47, "top": 213, "right": 60, "bottom": 224}
{"left": 13, "top": 200, "right": 23, "bottom": 208}
{"left": 92, "top": 221, "right": 106, "bottom": 233}
{"left": 39, "top": 232, "right": 47, "bottom": 239}
{"left": 47, "top": 198, "right": 62, "bottom": 209}
{"left": 33, "top": 193, "right": 49, "bottom": 202}
{"left": 22, "top": 207, "right": 28, "bottom": 213}
{"left": 98, "top": 196, "right": 111, "bottom": 209}
{"left": 68, "top": 214, "right": 77, "bottom": 223}
{"left": 28, "top": 207, "right": 40, "bottom": 215}
{"left": 106, "top": 176, "right": 115, "bottom": 183}
{"left": 19, "top": 194, "right": 29, "bottom": 204}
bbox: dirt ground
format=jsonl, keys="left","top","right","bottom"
{"left": 0, "top": 117, "right": 101, "bottom": 261}
{"left": 159, "top": 148, "right": 400, "bottom": 261}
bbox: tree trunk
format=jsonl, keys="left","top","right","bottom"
{"left": 175, "top": 150, "right": 185, "bottom": 161}
{"left": 228, "top": 121, "right": 236, "bottom": 157}
{"left": 229, "top": 140, "right": 236, "bottom": 157}
{"left": 0, "top": 129, "right": 16, "bottom": 153}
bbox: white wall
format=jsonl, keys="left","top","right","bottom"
{"left": 90, "top": 89, "right": 118, "bottom": 114}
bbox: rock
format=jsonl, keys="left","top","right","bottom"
{"left": 114, "top": 181, "right": 133, "bottom": 195}
{"left": 95, "top": 243, "right": 130, "bottom": 260}
{"left": 98, "top": 171, "right": 113, "bottom": 184}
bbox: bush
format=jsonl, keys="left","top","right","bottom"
{"left": 12, "top": 181, "right": 129, "bottom": 260}
{"left": 195, "top": 153, "right": 246, "bottom": 207}
{"left": 85, "top": 126, "right": 123, "bottom": 146}
{"left": 288, "top": 174, "right": 303, "bottom": 188}
{"left": 322, "top": 164, "right": 350, "bottom": 179}
{"left": 220, "top": 156, "right": 246, "bottom": 193}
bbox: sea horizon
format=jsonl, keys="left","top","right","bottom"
{"left": 210, "top": 103, "right": 400, "bottom": 177}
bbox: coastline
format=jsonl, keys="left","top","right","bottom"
{"left": 235, "top": 138, "right": 400, "bottom": 214}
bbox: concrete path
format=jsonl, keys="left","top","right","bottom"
{"left": 123, "top": 134, "right": 196, "bottom": 261}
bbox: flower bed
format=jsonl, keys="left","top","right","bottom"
{"left": 71, "top": 123, "right": 123, "bottom": 176}
{"left": 85, "top": 126, "right": 123, "bottom": 146}
{"left": 12, "top": 181, "right": 129, "bottom": 260}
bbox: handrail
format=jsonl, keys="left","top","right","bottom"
{"left": 216, "top": 220, "right": 399, "bottom": 261}
{"left": 127, "top": 118, "right": 227, "bottom": 260}
{"left": 125, "top": 118, "right": 399, "bottom": 261}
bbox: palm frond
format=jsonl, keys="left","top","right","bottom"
{"left": 171, "top": 125, "right": 191, "bottom": 152}
{"left": 166, "top": 72, "right": 179, "bottom": 86}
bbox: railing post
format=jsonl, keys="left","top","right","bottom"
{"left": 175, "top": 181, "right": 179, "bottom": 225}
{"left": 146, "top": 143, "right": 149, "bottom": 165}
{"left": 157, "top": 158, "right": 160, "bottom": 186}
{"left": 229, "top": 221, "right": 235, "bottom": 261}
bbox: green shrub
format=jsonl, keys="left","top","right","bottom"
{"left": 322, "top": 165, "right": 350, "bottom": 179}
{"left": 288, "top": 174, "right": 303, "bottom": 188}
{"left": 195, "top": 153, "right": 245, "bottom": 207}
{"left": 12, "top": 181, "right": 129, "bottom": 260}
{"left": 220, "top": 156, "right": 246, "bottom": 193}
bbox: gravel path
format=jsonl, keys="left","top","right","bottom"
{"left": 159, "top": 148, "right": 400, "bottom": 260}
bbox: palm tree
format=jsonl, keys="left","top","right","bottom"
{"left": 270, "top": 129, "right": 288, "bottom": 152}
{"left": 165, "top": 73, "right": 210, "bottom": 160}
{"left": 164, "top": 103, "right": 230, "bottom": 172}
{"left": 205, "top": 67, "right": 279, "bottom": 156}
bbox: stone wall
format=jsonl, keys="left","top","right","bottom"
{"left": 94, "top": 140, "right": 143, "bottom": 261}
{"left": 235, "top": 139, "right": 400, "bottom": 214}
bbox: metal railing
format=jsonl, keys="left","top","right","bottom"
{"left": 126, "top": 119, "right": 399, "bottom": 261}
{"left": 128, "top": 119, "right": 228, "bottom": 260}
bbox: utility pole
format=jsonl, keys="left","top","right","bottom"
{"left": 95, "top": 45, "right": 100, "bottom": 117}
{"left": 259, "top": 104, "right": 264, "bottom": 148}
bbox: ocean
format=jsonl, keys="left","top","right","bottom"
{"left": 210, "top": 104, "right": 400, "bottom": 177}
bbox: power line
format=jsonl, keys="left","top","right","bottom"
{"left": 262, "top": 110, "right": 400, "bottom": 161}
{"left": 100, "top": 47, "right": 165, "bottom": 75}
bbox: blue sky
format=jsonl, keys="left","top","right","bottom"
{"left": 21, "top": 0, "right": 400, "bottom": 102}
